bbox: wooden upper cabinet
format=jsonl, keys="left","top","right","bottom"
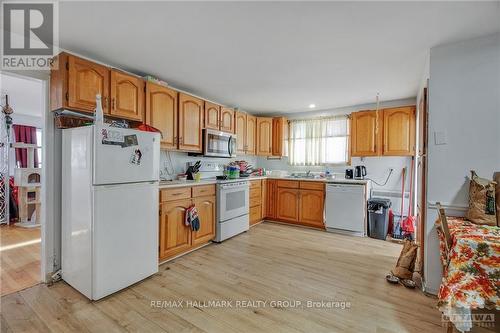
{"left": 110, "top": 70, "right": 145, "bottom": 121}
{"left": 351, "top": 110, "right": 382, "bottom": 157}
{"left": 192, "top": 196, "right": 216, "bottom": 246}
{"left": 246, "top": 114, "right": 257, "bottom": 155}
{"left": 220, "top": 107, "right": 235, "bottom": 133}
{"left": 64, "top": 54, "right": 110, "bottom": 113}
{"left": 299, "top": 189, "right": 325, "bottom": 227}
{"left": 145, "top": 82, "right": 178, "bottom": 149}
{"left": 256, "top": 117, "right": 273, "bottom": 156}
{"left": 178, "top": 93, "right": 204, "bottom": 152}
{"left": 272, "top": 117, "right": 288, "bottom": 157}
{"left": 159, "top": 200, "right": 192, "bottom": 261}
{"left": 235, "top": 111, "right": 247, "bottom": 155}
{"left": 382, "top": 106, "right": 416, "bottom": 156}
{"left": 276, "top": 188, "right": 299, "bottom": 222}
{"left": 204, "top": 101, "right": 220, "bottom": 130}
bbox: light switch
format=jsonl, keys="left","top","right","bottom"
{"left": 434, "top": 131, "right": 447, "bottom": 145}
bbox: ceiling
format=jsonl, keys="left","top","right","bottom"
{"left": 59, "top": 1, "right": 500, "bottom": 114}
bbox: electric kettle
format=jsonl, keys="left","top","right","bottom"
{"left": 354, "top": 166, "right": 367, "bottom": 179}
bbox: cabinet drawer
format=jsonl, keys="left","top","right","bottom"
{"left": 192, "top": 185, "right": 215, "bottom": 198}
{"left": 277, "top": 180, "right": 299, "bottom": 188}
{"left": 250, "top": 205, "right": 262, "bottom": 224}
{"left": 250, "top": 188, "right": 261, "bottom": 199}
{"left": 160, "top": 187, "right": 191, "bottom": 202}
{"left": 299, "top": 181, "right": 325, "bottom": 190}
{"left": 250, "top": 196, "right": 261, "bottom": 208}
{"left": 249, "top": 180, "right": 262, "bottom": 189}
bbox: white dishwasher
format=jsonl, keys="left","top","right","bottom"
{"left": 325, "top": 183, "right": 366, "bottom": 236}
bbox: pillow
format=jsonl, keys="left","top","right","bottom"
{"left": 466, "top": 170, "right": 497, "bottom": 226}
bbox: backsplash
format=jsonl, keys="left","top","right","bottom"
{"left": 161, "top": 150, "right": 412, "bottom": 192}
{"left": 159, "top": 150, "right": 258, "bottom": 180}
{"left": 257, "top": 155, "right": 412, "bottom": 191}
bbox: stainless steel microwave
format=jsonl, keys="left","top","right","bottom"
{"left": 203, "top": 129, "right": 237, "bottom": 158}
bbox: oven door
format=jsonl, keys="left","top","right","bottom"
{"left": 218, "top": 182, "right": 249, "bottom": 222}
{"left": 204, "top": 129, "right": 237, "bottom": 157}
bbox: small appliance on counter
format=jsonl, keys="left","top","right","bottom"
{"left": 345, "top": 168, "right": 354, "bottom": 179}
{"left": 354, "top": 165, "right": 367, "bottom": 180}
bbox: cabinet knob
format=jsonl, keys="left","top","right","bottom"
{"left": 112, "top": 98, "right": 115, "bottom": 110}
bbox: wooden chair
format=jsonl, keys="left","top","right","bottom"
{"left": 436, "top": 202, "right": 452, "bottom": 257}
{"left": 436, "top": 202, "right": 455, "bottom": 333}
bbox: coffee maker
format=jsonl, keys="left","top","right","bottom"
{"left": 354, "top": 166, "right": 367, "bottom": 179}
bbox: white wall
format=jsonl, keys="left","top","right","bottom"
{"left": 424, "top": 33, "right": 500, "bottom": 294}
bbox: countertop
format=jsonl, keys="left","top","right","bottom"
{"left": 158, "top": 176, "right": 368, "bottom": 189}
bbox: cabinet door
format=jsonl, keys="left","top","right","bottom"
{"left": 145, "top": 82, "right": 178, "bottom": 149}
{"left": 272, "top": 117, "right": 288, "bottom": 156}
{"left": 159, "top": 200, "right": 192, "bottom": 261}
{"left": 220, "top": 107, "right": 235, "bottom": 133}
{"left": 276, "top": 188, "right": 299, "bottom": 222}
{"left": 261, "top": 179, "right": 267, "bottom": 220}
{"left": 299, "top": 190, "right": 325, "bottom": 228}
{"left": 265, "top": 180, "right": 276, "bottom": 219}
{"left": 178, "top": 93, "right": 204, "bottom": 152}
{"left": 204, "top": 101, "right": 220, "bottom": 130}
{"left": 68, "top": 55, "right": 110, "bottom": 113}
{"left": 235, "top": 111, "right": 247, "bottom": 155}
{"left": 383, "top": 106, "right": 416, "bottom": 156}
{"left": 246, "top": 114, "right": 257, "bottom": 155}
{"left": 351, "top": 110, "right": 382, "bottom": 156}
{"left": 256, "top": 117, "right": 273, "bottom": 156}
{"left": 192, "top": 196, "right": 215, "bottom": 246}
{"left": 110, "top": 70, "right": 145, "bottom": 121}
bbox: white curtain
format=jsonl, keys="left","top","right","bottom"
{"left": 289, "top": 115, "right": 349, "bottom": 166}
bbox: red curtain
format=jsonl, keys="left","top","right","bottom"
{"left": 13, "top": 125, "right": 39, "bottom": 168}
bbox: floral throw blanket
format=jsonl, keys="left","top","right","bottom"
{"left": 436, "top": 217, "right": 500, "bottom": 314}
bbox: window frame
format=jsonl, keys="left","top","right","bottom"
{"left": 287, "top": 115, "right": 351, "bottom": 167}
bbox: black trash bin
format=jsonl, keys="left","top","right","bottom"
{"left": 367, "top": 198, "right": 392, "bottom": 240}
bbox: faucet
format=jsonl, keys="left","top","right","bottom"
{"left": 306, "top": 170, "right": 311, "bottom": 177}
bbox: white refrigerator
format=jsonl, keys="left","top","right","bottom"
{"left": 61, "top": 124, "right": 160, "bottom": 300}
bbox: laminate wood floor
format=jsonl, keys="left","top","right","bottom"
{"left": 0, "top": 225, "right": 40, "bottom": 296}
{"left": 0, "top": 222, "right": 492, "bottom": 332}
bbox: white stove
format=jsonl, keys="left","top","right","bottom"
{"left": 187, "top": 162, "right": 250, "bottom": 242}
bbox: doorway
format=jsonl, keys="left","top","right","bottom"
{"left": 1, "top": 73, "right": 46, "bottom": 295}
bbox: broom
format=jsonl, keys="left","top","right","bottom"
{"left": 401, "top": 158, "right": 416, "bottom": 240}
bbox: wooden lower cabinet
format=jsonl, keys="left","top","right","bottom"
{"left": 273, "top": 180, "right": 325, "bottom": 229}
{"left": 299, "top": 189, "right": 325, "bottom": 227}
{"left": 192, "top": 196, "right": 216, "bottom": 246}
{"left": 249, "top": 180, "right": 265, "bottom": 226}
{"left": 265, "top": 180, "right": 277, "bottom": 219}
{"left": 159, "top": 185, "right": 216, "bottom": 262}
{"left": 276, "top": 188, "right": 300, "bottom": 222}
{"left": 159, "top": 199, "right": 192, "bottom": 260}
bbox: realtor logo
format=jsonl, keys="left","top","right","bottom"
{"left": 1, "top": 1, "right": 58, "bottom": 70}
